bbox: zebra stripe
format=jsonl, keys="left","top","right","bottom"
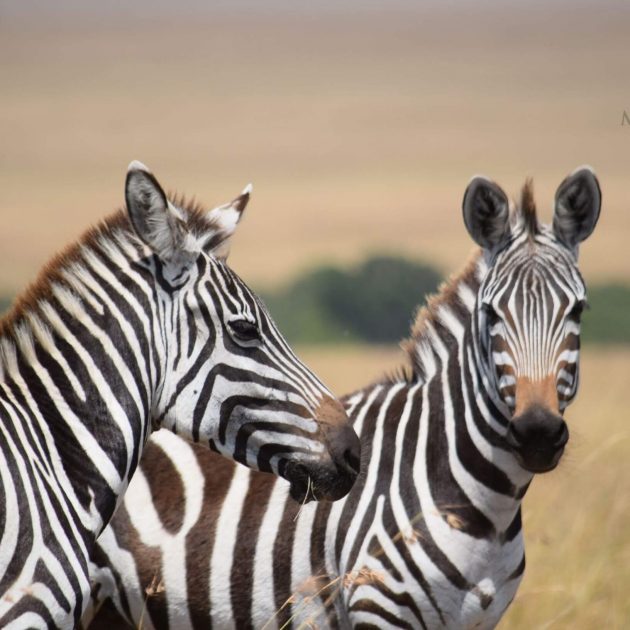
{"left": 0, "top": 163, "right": 359, "bottom": 628}
{"left": 86, "top": 167, "right": 601, "bottom": 629}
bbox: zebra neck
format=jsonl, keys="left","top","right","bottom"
{"left": 404, "top": 249, "right": 531, "bottom": 529}
{"left": 412, "top": 303, "right": 528, "bottom": 525}
{"left": 319, "top": 363, "right": 528, "bottom": 607}
{"left": 324, "top": 274, "right": 531, "bottom": 583}
{"left": 454, "top": 334, "right": 533, "bottom": 527}
{"left": 0, "top": 268, "right": 157, "bottom": 539}
{"left": 408, "top": 335, "right": 528, "bottom": 542}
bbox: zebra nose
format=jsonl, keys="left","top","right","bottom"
{"left": 509, "top": 412, "right": 568, "bottom": 449}
{"left": 329, "top": 424, "right": 361, "bottom": 476}
{"left": 316, "top": 397, "right": 361, "bottom": 477}
{"left": 343, "top": 444, "right": 361, "bottom": 476}
{"left": 507, "top": 405, "right": 569, "bottom": 473}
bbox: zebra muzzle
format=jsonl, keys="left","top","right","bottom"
{"left": 506, "top": 404, "right": 569, "bottom": 473}
{"left": 282, "top": 399, "right": 361, "bottom": 503}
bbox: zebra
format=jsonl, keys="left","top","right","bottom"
{"left": 0, "top": 161, "right": 360, "bottom": 628}
{"left": 86, "top": 166, "right": 601, "bottom": 629}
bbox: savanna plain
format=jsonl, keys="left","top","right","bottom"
{"left": 1, "top": 4, "right": 629, "bottom": 628}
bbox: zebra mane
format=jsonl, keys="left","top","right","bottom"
{"left": 0, "top": 211, "right": 127, "bottom": 337}
{"left": 517, "top": 178, "right": 539, "bottom": 237}
{"left": 0, "top": 196, "right": 222, "bottom": 338}
{"left": 397, "top": 252, "right": 485, "bottom": 383}
{"left": 169, "top": 192, "right": 226, "bottom": 239}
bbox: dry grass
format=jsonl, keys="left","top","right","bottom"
{"left": 1, "top": 7, "right": 628, "bottom": 626}
{"left": 1, "top": 7, "right": 629, "bottom": 296}
{"left": 297, "top": 344, "right": 630, "bottom": 629}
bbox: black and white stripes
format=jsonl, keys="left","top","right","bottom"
{"left": 0, "top": 163, "right": 358, "bottom": 628}
{"left": 85, "top": 167, "right": 600, "bottom": 629}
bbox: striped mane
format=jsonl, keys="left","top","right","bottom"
{"left": 399, "top": 252, "right": 485, "bottom": 383}
{"left": 0, "top": 211, "right": 129, "bottom": 339}
{"left": 0, "top": 196, "right": 220, "bottom": 338}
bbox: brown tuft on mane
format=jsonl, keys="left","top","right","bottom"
{"left": 169, "top": 192, "right": 206, "bottom": 220}
{"left": 398, "top": 252, "right": 483, "bottom": 383}
{"left": 0, "top": 194, "right": 219, "bottom": 339}
{"left": 0, "top": 211, "right": 132, "bottom": 337}
{"left": 519, "top": 178, "right": 538, "bottom": 236}
{"left": 169, "top": 192, "right": 225, "bottom": 240}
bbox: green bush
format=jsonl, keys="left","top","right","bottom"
{"left": 582, "top": 284, "right": 630, "bottom": 345}
{"left": 262, "top": 267, "right": 355, "bottom": 344}
{"left": 1, "top": 265, "right": 627, "bottom": 347}
{"left": 261, "top": 255, "right": 442, "bottom": 344}
{"left": 260, "top": 261, "right": 630, "bottom": 347}
{"left": 0, "top": 296, "right": 13, "bottom": 316}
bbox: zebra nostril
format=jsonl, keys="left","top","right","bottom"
{"left": 505, "top": 425, "right": 523, "bottom": 448}
{"left": 343, "top": 448, "right": 361, "bottom": 475}
{"left": 553, "top": 422, "right": 569, "bottom": 447}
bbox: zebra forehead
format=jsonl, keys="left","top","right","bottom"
{"left": 211, "top": 262, "right": 260, "bottom": 312}
{"left": 486, "top": 261, "right": 583, "bottom": 305}
{"left": 491, "top": 227, "right": 581, "bottom": 281}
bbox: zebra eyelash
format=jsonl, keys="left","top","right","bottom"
{"left": 227, "top": 318, "right": 262, "bottom": 346}
{"left": 568, "top": 299, "right": 588, "bottom": 320}
{"left": 481, "top": 303, "right": 501, "bottom": 328}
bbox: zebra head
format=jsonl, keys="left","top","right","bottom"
{"left": 125, "top": 162, "right": 360, "bottom": 502}
{"left": 463, "top": 167, "right": 601, "bottom": 473}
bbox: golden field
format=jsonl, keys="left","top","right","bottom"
{"left": 1, "top": 3, "right": 629, "bottom": 628}
{"left": 1, "top": 6, "right": 629, "bottom": 295}
{"left": 299, "top": 345, "right": 630, "bottom": 629}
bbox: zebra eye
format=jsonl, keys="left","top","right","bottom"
{"left": 569, "top": 300, "right": 587, "bottom": 320}
{"left": 483, "top": 304, "right": 500, "bottom": 327}
{"left": 228, "top": 319, "right": 261, "bottom": 344}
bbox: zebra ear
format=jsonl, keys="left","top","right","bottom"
{"left": 125, "top": 161, "right": 188, "bottom": 263}
{"left": 203, "top": 183, "right": 252, "bottom": 260}
{"left": 462, "top": 176, "right": 511, "bottom": 252}
{"left": 553, "top": 166, "right": 601, "bottom": 251}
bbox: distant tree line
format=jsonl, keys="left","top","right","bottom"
{"left": 260, "top": 256, "right": 442, "bottom": 344}
{"left": 0, "top": 296, "right": 12, "bottom": 315}
{"left": 580, "top": 283, "right": 630, "bottom": 345}
{"left": 259, "top": 256, "right": 630, "bottom": 346}
{"left": 0, "top": 256, "right": 628, "bottom": 346}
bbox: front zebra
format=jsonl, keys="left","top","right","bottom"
{"left": 0, "top": 162, "right": 359, "bottom": 628}
{"left": 87, "top": 167, "right": 600, "bottom": 629}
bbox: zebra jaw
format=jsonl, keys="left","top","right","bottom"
{"left": 284, "top": 462, "right": 319, "bottom": 503}
{"left": 283, "top": 459, "right": 357, "bottom": 503}
{"left": 280, "top": 396, "right": 361, "bottom": 503}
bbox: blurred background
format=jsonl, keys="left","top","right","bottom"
{"left": 1, "top": 0, "right": 629, "bottom": 626}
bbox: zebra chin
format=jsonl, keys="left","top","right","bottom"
{"left": 282, "top": 459, "right": 358, "bottom": 503}
{"left": 279, "top": 396, "right": 361, "bottom": 503}
{"left": 506, "top": 404, "right": 570, "bottom": 473}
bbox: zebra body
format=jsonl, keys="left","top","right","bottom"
{"left": 0, "top": 163, "right": 358, "bottom": 628}
{"left": 88, "top": 167, "right": 601, "bottom": 629}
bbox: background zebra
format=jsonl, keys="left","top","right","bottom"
{"left": 86, "top": 166, "right": 601, "bottom": 629}
{"left": 0, "top": 162, "right": 359, "bottom": 628}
